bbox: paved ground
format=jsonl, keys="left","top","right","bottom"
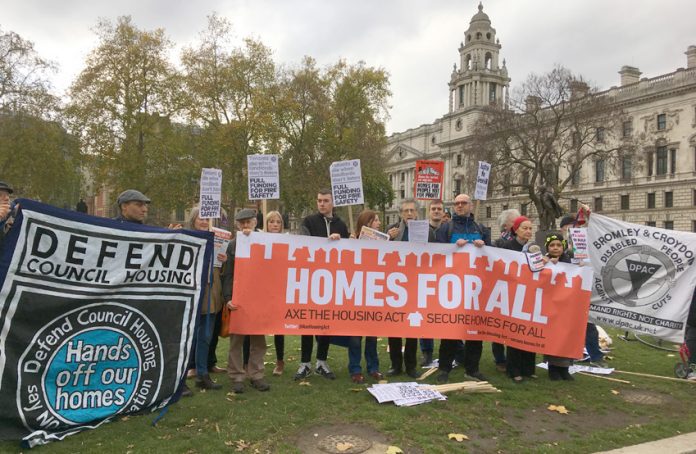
{"left": 595, "top": 432, "right": 696, "bottom": 454}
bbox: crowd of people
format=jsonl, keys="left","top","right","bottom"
{"left": 0, "top": 180, "right": 630, "bottom": 398}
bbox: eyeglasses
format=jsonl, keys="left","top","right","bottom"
{"left": 454, "top": 201, "right": 469, "bottom": 206}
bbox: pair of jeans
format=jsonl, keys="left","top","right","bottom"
{"left": 195, "top": 313, "right": 217, "bottom": 377}
{"left": 419, "top": 338, "right": 434, "bottom": 353}
{"left": 347, "top": 336, "right": 379, "bottom": 374}
{"left": 585, "top": 323, "right": 604, "bottom": 361}
{"left": 492, "top": 342, "right": 506, "bottom": 364}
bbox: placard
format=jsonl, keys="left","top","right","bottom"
{"left": 199, "top": 168, "right": 222, "bottom": 219}
{"left": 247, "top": 155, "right": 279, "bottom": 200}
{"left": 414, "top": 160, "right": 444, "bottom": 200}
{"left": 330, "top": 160, "right": 364, "bottom": 206}
{"left": 474, "top": 161, "right": 491, "bottom": 200}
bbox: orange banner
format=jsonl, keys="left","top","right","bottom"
{"left": 230, "top": 233, "right": 594, "bottom": 358}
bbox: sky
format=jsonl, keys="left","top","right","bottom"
{"left": 2, "top": 0, "right": 695, "bottom": 135}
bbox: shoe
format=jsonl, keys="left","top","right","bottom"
{"left": 250, "top": 378, "right": 270, "bottom": 392}
{"left": 294, "top": 363, "right": 312, "bottom": 381}
{"left": 273, "top": 360, "right": 285, "bottom": 376}
{"left": 186, "top": 368, "right": 196, "bottom": 379}
{"left": 495, "top": 363, "right": 507, "bottom": 373}
{"left": 208, "top": 365, "right": 226, "bottom": 374}
{"left": 548, "top": 365, "right": 561, "bottom": 381}
{"left": 232, "top": 381, "right": 245, "bottom": 394}
{"left": 316, "top": 362, "right": 336, "bottom": 380}
{"left": 405, "top": 368, "right": 419, "bottom": 379}
{"left": 436, "top": 371, "right": 449, "bottom": 384}
{"left": 181, "top": 384, "right": 193, "bottom": 397}
{"left": 369, "top": 371, "right": 384, "bottom": 380}
{"left": 559, "top": 368, "right": 574, "bottom": 381}
{"left": 351, "top": 373, "right": 365, "bottom": 384}
{"left": 386, "top": 368, "right": 402, "bottom": 377}
{"left": 195, "top": 375, "right": 222, "bottom": 390}
{"left": 590, "top": 361, "right": 609, "bottom": 369}
{"left": 467, "top": 371, "right": 487, "bottom": 382}
{"left": 421, "top": 352, "right": 433, "bottom": 367}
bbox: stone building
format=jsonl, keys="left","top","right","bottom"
{"left": 383, "top": 4, "right": 696, "bottom": 234}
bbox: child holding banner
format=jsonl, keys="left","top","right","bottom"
{"left": 542, "top": 233, "right": 574, "bottom": 381}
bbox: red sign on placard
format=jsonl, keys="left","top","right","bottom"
{"left": 414, "top": 160, "right": 444, "bottom": 200}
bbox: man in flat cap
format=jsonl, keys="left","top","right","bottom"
{"left": 222, "top": 208, "right": 270, "bottom": 394}
{"left": 0, "top": 181, "right": 14, "bottom": 246}
{"left": 115, "top": 189, "right": 150, "bottom": 224}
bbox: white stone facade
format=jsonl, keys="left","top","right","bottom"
{"left": 383, "top": 6, "right": 696, "bottom": 234}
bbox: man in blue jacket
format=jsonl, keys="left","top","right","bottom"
{"left": 435, "top": 193, "right": 489, "bottom": 383}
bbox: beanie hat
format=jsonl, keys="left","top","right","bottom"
{"left": 511, "top": 216, "right": 530, "bottom": 234}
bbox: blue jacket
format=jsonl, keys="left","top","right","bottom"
{"left": 435, "top": 214, "right": 490, "bottom": 245}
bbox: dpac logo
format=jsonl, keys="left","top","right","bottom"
{"left": 601, "top": 245, "right": 675, "bottom": 307}
{"left": 17, "top": 303, "right": 163, "bottom": 431}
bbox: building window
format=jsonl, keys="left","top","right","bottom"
{"left": 647, "top": 152, "right": 654, "bottom": 176}
{"left": 646, "top": 221, "right": 656, "bottom": 227}
{"left": 522, "top": 170, "right": 530, "bottom": 186}
{"left": 665, "top": 191, "right": 673, "bottom": 208}
{"left": 693, "top": 188, "right": 696, "bottom": 206}
{"left": 570, "top": 199, "right": 578, "bottom": 213}
{"left": 647, "top": 192, "right": 656, "bottom": 209}
{"left": 622, "top": 120, "right": 633, "bottom": 138}
{"left": 670, "top": 149, "right": 676, "bottom": 175}
{"left": 520, "top": 203, "right": 528, "bottom": 216}
{"left": 693, "top": 220, "right": 696, "bottom": 233}
{"left": 454, "top": 179, "right": 461, "bottom": 195}
{"left": 657, "top": 113, "right": 666, "bottom": 130}
{"left": 459, "top": 86, "right": 464, "bottom": 105}
{"left": 594, "top": 197, "right": 603, "bottom": 212}
{"left": 664, "top": 220, "right": 674, "bottom": 230}
{"left": 486, "top": 206, "right": 492, "bottom": 218}
{"left": 400, "top": 172, "right": 405, "bottom": 182}
{"left": 571, "top": 165, "right": 581, "bottom": 186}
{"left": 621, "top": 156, "right": 632, "bottom": 180}
{"left": 596, "top": 127, "right": 605, "bottom": 143}
{"left": 595, "top": 159, "right": 605, "bottom": 183}
{"left": 489, "top": 82, "right": 497, "bottom": 103}
{"left": 502, "top": 204, "right": 508, "bottom": 211}
{"left": 656, "top": 146, "right": 668, "bottom": 175}
{"left": 456, "top": 154, "right": 462, "bottom": 166}
{"left": 400, "top": 189, "right": 405, "bottom": 199}
{"left": 620, "top": 195, "right": 630, "bottom": 210}
{"left": 572, "top": 131, "right": 581, "bottom": 148}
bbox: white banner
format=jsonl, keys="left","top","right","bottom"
{"left": 330, "top": 159, "right": 364, "bottom": 206}
{"left": 587, "top": 214, "right": 696, "bottom": 342}
{"left": 199, "top": 168, "right": 222, "bottom": 219}
{"left": 474, "top": 161, "right": 491, "bottom": 200}
{"left": 247, "top": 155, "right": 279, "bottom": 200}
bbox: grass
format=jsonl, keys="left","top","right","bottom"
{"left": 2, "top": 329, "right": 695, "bottom": 453}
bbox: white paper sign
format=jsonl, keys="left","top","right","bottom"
{"left": 247, "top": 154, "right": 279, "bottom": 200}
{"left": 199, "top": 168, "right": 222, "bottom": 219}
{"left": 359, "top": 226, "right": 390, "bottom": 241}
{"left": 407, "top": 219, "right": 430, "bottom": 244}
{"left": 568, "top": 227, "right": 589, "bottom": 262}
{"left": 330, "top": 159, "right": 364, "bottom": 206}
{"left": 474, "top": 161, "right": 491, "bottom": 200}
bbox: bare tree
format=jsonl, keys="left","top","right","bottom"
{"left": 471, "top": 66, "right": 635, "bottom": 229}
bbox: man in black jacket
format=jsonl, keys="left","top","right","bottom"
{"left": 114, "top": 189, "right": 150, "bottom": 224}
{"left": 385, "top": 198, "right": 434, "bottom": 378}
{"left": 294, "top": 189, "right": 350, "bottom": 380}
{"left": 435, "top": 193, "right": 489, "bottom": 383}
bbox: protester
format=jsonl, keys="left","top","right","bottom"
{"left": 295, "top": 190, "right": 350, "bottom": 380}
{"left": 76, "top": 198, "right": 88, "bottom": 213}
{"left": 0, "top": 181, "right": 14, "bottom": 246}
{"left": 442, "top": 209, "right": 451, "bottom": 223}
{"left": 114, "top": 189, "right": 150, "bottom": 224}
{"left": 685, "top": 289, "right": 696, "bottom": 379}
{"left": 500, "top": 216, "right": 537, "bottom": 382}
{"left": 385, "top": 199, "right": 432, "bottom": 378}
{"left": 224, "top": 208, "right": 270, "bottom": 393}
{"left": 266, "top": 211, "right": 287, "bottom": 376}
{"left": 542, "top": 232, "right": 574, "bottom": 381}
{"left": 419, "top": 200, "right": 446, "bottom": 367}
{"left": 186, "top": 206, "right": 224, "bottom": 391}
{"left": 346, "top": 209, "right": 384, "bottom": 383}
{"left": 435, "top": 193, "right": 489, "bottom": 383}
{"left": 491, "top": 208, "right": 521, "bottom": 371}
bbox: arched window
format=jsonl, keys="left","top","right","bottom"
{"left": 465, "top": 54, "right": 472, "bottom": 70}
{"left": 484, "top": 52, "right": 492, "bottom": 70}
{"left": 476, "top": 32, "right": 482, "bottom": 40}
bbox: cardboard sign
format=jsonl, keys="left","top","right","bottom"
{"left": 414, "top": 160, "right": 444, "bottom": 200}
{"left": 330, "top": 160, "right": 364, "bottom": 206}
{"left": 247, "top": 155, "right": 279, "bottom": 200}
{"left": 199, "top": 168, "right": 222, "bottom": 219}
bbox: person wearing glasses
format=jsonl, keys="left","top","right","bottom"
{"left": 434, "top": 193, "right": 490, "bottom": 383}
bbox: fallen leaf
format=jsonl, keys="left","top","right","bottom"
{"left": 448, "top": 433, "right": 469, "bottom": 442}
{"left": 386, "top": 446, "right": 403, "bottom": 454}
{"left": 667, "top": 354, "right": 676, "bottom": 357}
{"left": 215, "top": 423, "right": 220, "bottom": 433}
{"left": 611, "top": 390, "right": 620, "bottom": 395}
{"left": 127, "top": 445, "right": 135, "bottom": 449}
{"left": 378, "top": 380, "right": 388, "bottom": 384}
{"left": 298, "top": 381, "right": 311, "bottom": 386}
{"left": 349, "top": 388, "right": 363, "bottom": 392}
{"left": 121, "top": 416, "right": 130, "bottom": 422}
{"left": 287, "top": 356, "right": 296, "bottom": 361}
{"left": 235, "top": 439, "right": 251, "bottom": 451}
{"left": 547, "top": 404, "right": 570, "bottom": 414}
{"left": 225, "top": 440, "right": 235, "bottom": 446}
{"left": 336, "top": 441, "right": 354, "bottom": 452}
